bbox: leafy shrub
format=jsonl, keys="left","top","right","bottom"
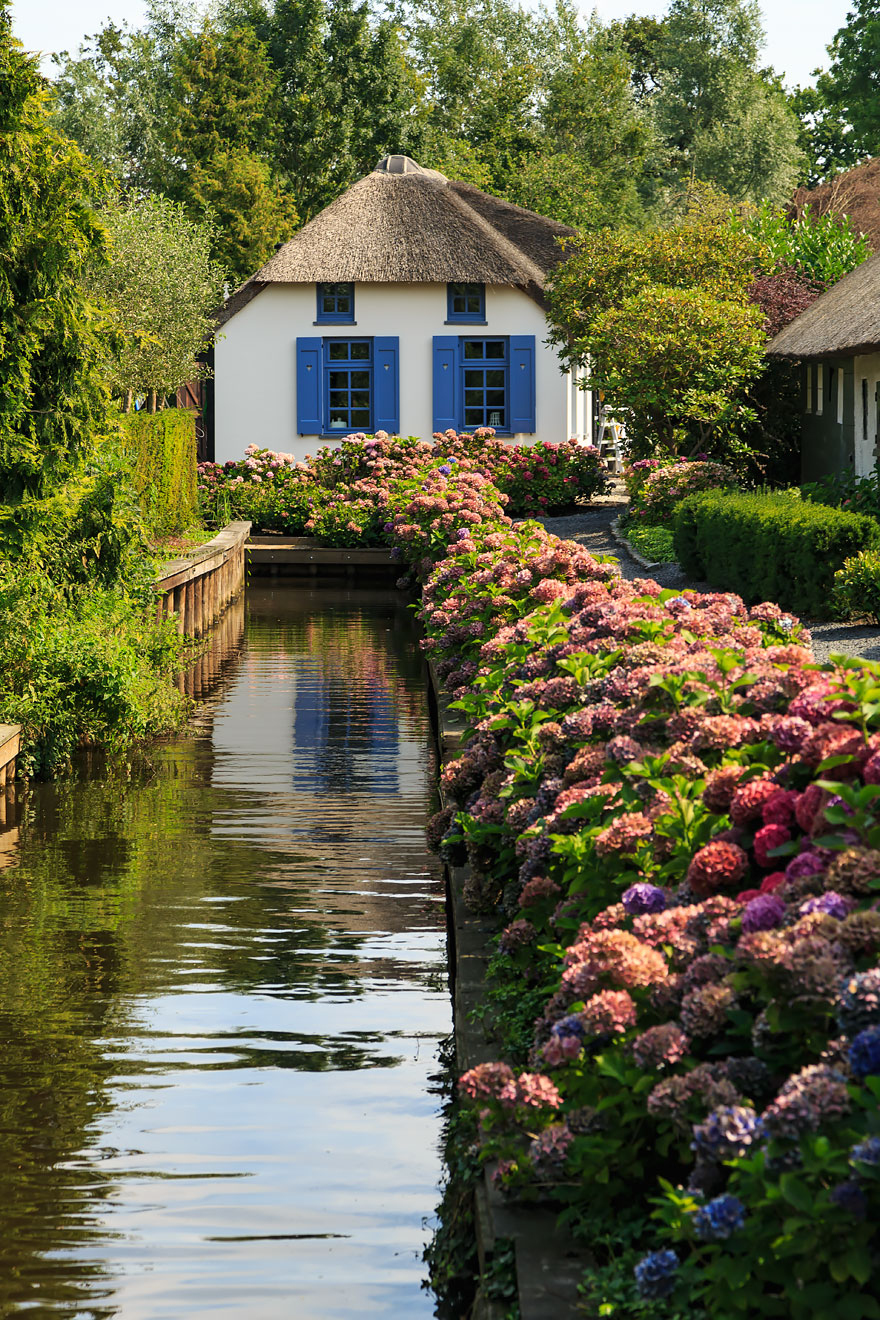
{"left": 802, "top": 467, "right": 880, "bottom": 523}
{"left": 834, "top": 549, "right": 880, "bottom": 624}
{"left": 631, "top": 460, "right": 738, "bottom": 522}
{"left": 674, "top": 488, "right": 880, "bottom": 616}
{"left": 623, "top": 458, "right": 664, "bottom": 501}
{"left": 119, "top": 408, "right": 198, "bottom": 534}
{"left": 0, "top": 566, "right": 185, "bottom": 776}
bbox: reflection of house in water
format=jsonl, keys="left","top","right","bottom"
{"left": 293, "top": 665, "right": 399, "bottom": 796}
{"left": 209, "top": 587, "right": 432, "bottom": 867}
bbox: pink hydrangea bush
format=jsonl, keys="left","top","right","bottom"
{"left": 630, "top": 459, "right": 739, "bottom": 522}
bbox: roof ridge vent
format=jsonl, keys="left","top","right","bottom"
{"left": 374, "top": 153, "right": 447, "bottom": 182}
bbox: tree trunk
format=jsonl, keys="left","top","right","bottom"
{"left": 148, "top": 390, "right": 158, "bottom": 413}
{"left": 123, "top": 390, "right": 133, "bottom": 414}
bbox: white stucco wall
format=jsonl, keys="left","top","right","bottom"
{"left": 213, "top": 281, "right": 579, "bottom": 464}
{"left": 854, "top": 352, "right": 880, "bottom": 477}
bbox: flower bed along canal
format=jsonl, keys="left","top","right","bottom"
{"left": 0, "top": 582, "right": 450, "bottom": 1318}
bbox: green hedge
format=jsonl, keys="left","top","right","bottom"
{"left": 118, "top": 408, "right": 197, "bottom": 534}
{"left": 673, "top": 488, "right": 880, "bottom": 617}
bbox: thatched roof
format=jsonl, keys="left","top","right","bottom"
{"left": 766, "top": 250, "right": 880, "bottom": 359}
{"left": 217, "top": 156, "right": 574, "bottom": 326}
{"left": 790, "top": 158, "right": 880, "bottom": 252}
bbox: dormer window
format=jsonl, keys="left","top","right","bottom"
{"left": 447, "top": 282, "right": 485, "bottom": 323}
{"left": 316, "top": 282, "right": 354, "bottom": 322}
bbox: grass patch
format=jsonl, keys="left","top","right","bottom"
{"left": 622, "top": 520, "right": 676, "bottom": 563}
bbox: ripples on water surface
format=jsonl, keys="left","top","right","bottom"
{"left": 0, "top": 585, "right": 450, "bottom": 1318}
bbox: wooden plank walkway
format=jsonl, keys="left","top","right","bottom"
{"left": 247, "top": 536, "right": 399, "bottom": 576}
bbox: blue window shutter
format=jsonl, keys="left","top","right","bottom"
{"left": 374, "top": 337, "right": 399, "bottom": 433}
{"left": 510, "top": 336, "right": 536, "bottom": 433}
{"left": 296, "top": 337, "right": 322, "bottom": 433}
{"left": 433, "top": 336, "right": 459, "bottom": 432}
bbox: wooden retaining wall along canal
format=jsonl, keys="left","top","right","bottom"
{"left": 155, "top": 521, "right": 252, "bottom": 637}
{"left": 0, "top": 724, "right": 20, "bottom": 797}
{"left": 247, "top": 536, "right": 399, "bottom": 581}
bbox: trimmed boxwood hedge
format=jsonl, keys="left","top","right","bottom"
{"left": 673, "top": 489, "right": 880, "bottom": 617}
{"left": 119, "top": 408, "right": 197, "bottom": 534}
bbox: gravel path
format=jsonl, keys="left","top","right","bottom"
{"left": 539, "top": 489, "right": 880, "bottom": 666}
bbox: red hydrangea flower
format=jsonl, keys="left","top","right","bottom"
{"left": 753, "top": 823, "right": 791, "bottom": 869}
{"left": 687, "top": 841, "right": 749, "bottom": 896}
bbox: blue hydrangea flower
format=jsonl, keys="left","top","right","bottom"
{"left": 551, "top": 1014, "right": 586, "bottom": 1041}
{"left": 850, "top": 1136, "right": 880, "bottom": 1168}
{"left": 849, "top": 1025, "right": 880, "bottom": 1080}
{"left": 830, "top": 1179, "right": 868, "bottom": 1220}
{"left": 837, "top": 970, "right": 880, "bottom": 1036}
{"left": 622, "top": 882, "right": 667, "bottom": 916}
{"left": 693, "top": 1194, "right": 746, "bottom": 1240}
{"left": 634, "top": 1249, "right": 678, "bottom": 1299}
{"left": 692, "top": 1106, "right": 766, "bottom": 1162}
{"left": 438, "top": 464, "right": 452, "bottom": 475}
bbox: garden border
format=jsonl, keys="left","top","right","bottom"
{"left": 426, "top": 660, "right": 586, "bottom": 1320}
{"left": 609, "top": 516, "right": 664, "bottom": 571}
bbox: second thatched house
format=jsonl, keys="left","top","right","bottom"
{"left": 767, "top": 251, "right": 880, "bottom": 480}
{"left": 212, "top": 155, "right": 590, "bottom": 463}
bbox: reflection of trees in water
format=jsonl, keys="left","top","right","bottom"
{"left": 0, "top": 588, "right": 439, "bottom": 1312}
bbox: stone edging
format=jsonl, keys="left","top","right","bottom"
{"left": 426, "top": 661, "right": 586, "bottom": 1320}
{"left": 608, "top": 516, "right": 663, "bottom": 571}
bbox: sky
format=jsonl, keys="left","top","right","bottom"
{"left": 11, "top": 0, "right": 855, "bottom": 89}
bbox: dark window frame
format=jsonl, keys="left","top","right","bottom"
{"left": 316, "top": 282, "right": 355, "bottom": 323}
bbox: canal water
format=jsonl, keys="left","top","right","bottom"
{"left": 0, "top": 584, "right": 450, "bottom": 1318}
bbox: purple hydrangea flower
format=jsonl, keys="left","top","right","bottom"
{"left": 830, "top": 1179, "right": 868, "bottom": 1219}
{"left": 622, "top": 883, "right": 668, "bottom": 916}
{"left": 741, "top": 894, "right": 786, "bottom": 933}
{"left": 692, "top": 1106, "right": 766, "bottom": 1162}
{"left": 800, "top": 891, "right": 854, "bottom": 920}
{"left": 785, "top": 851, "right": 826, "bottom": 881}
{"left": 849, "top": 1025, "right": 880, "bottom": 1080}
{"left": 693, "top": 1194, "right": 746, "bottom": 1240}
{"left": 634, "top": 1249, "right": 678, "bottom": 1299}
{"left": 453, "top": 528, "right": 470, "bottom": 541}
{"left": 850, "top": 1136, "right": 880, "bottom": 1167}
{"left": 438, "top": 464, "right": 452, "bottom": 475}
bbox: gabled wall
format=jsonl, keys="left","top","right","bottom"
{"left": 213, "top": 281, "right": 575, "bottom": 464}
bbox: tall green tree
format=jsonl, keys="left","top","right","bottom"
{"left": 654, "top": 0, "right": 803, "bottom": 204}
{"left": 396, "top": 0, "right": 545, "bottom": 191}
{"left": 85, "top": 195, "right": 226, "bottom": 409}
{"left": 0, "top": 4, "right": 114, "bottom": 499}
{"left": 792, "top": 0, "right": 880, "bottom": 182}
{"left": 529, "top": 17, "right": 660, "bottom": 228}
{"left": 260, "top": 0, "right": 425, "bottom": 220}
{"left": 163, "top": 19, "right": 297, "bottom": 280}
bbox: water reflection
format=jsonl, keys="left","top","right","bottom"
{"left": 0, "top": 585, "right": 448, "bottom": 1318}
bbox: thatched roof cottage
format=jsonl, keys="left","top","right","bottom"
{"left": 212, "top": 155, "right": 589, "bottom": 463}
{"left": 767, "top": 251, "right": 880, "bottom": 480}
